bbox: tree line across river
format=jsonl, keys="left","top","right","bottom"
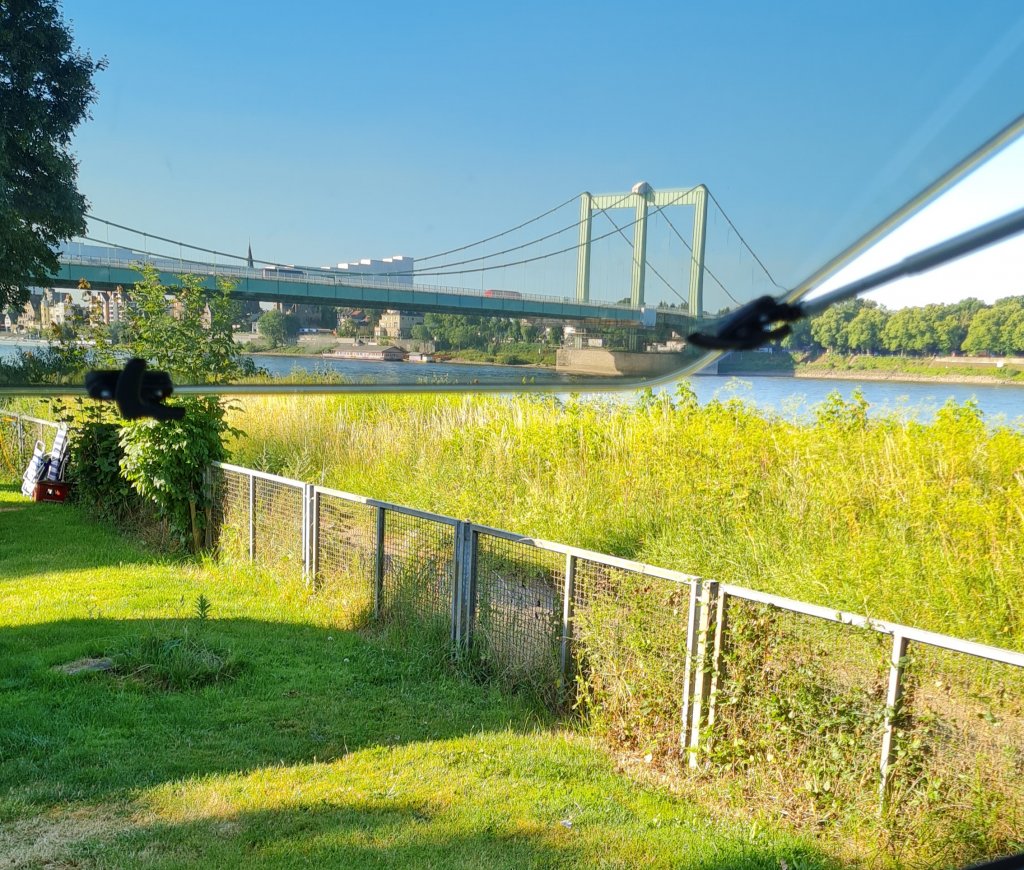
{"left": 786, "top": 296, "right": 1024, "bottom": 357}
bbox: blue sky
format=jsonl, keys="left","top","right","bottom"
{"left": 62, "top": 1, "right": 1024, "bottom": 307}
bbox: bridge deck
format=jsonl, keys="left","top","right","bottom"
{"left": 53, "top": 257, "right": 693, "bottom": 329}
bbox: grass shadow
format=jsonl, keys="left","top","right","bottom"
{"left": 0, "top": 482, "right": 177, "bottom": 581}
{"left": 0, "top": 615, "right": 546, "bottom": 811}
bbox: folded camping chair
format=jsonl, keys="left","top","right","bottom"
{"left": 20, "top": 440, "right": 47, "bottom": 498}
{"left": 45, "top": 425, "right": 70, "bottom": 483}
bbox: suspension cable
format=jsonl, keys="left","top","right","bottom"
{"left": 410, "top": 189, "right": 698, "bottom": 278}
{"left": 594, "top": 208, "right": 688, "bottom": 305}
{"left": 414, "top": 192, "right": 583, "bottom": 262}
{"left": 659, "top": 209, "right": 742, "bottom": 306}
{"left": 407, "top": 196, "right": 631, "bottom": 272}
{"left": 706, "top": 190, "right": 784, "bottom": 289}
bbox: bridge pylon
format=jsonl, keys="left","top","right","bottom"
{"left": 575, "top": 182, "right": 708, "bottom": 317}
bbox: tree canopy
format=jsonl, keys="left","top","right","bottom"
{"left": 788, "top": 296, "right": 1024, "bottom": 358}
{"left": 0, "top": 0, "right": 105, "bottom": 310}
{"left": 257, "top": 308, "right": 299, "bottom": 347}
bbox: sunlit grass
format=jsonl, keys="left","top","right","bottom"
{"left": 0, "top": 485, "right": 835, "bottom": 868}
{"left": 225, "top": 389, "right": 1024, "bottom": 649}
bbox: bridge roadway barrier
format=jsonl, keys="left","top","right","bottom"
{"left": 52, "top": 256, "right": 691, "bottom": 328}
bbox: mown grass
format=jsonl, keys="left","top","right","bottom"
{"left": 0, "top": 484, "right": 836, "bottom": 869}
{"left": 225, "top": 389, "right": 1024, "bottom": 650}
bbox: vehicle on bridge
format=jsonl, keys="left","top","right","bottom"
{"left": 483, "top": 289, "right": 523, "bottom": 299}
{"left": 261, "top": 266, "right": 304, "bottom": 279}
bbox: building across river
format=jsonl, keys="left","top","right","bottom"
{"left": 322, "top": 345, "right": 407, "bottom": 362}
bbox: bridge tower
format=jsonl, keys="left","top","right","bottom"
{"left": 575, "top": 183, "right": 708, "bottom": 316}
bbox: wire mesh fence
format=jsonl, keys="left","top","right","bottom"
{"left": 380, "top": 508, "right": 456, "bottom": 637}
{"left": 199, "top": 457, "right": 1024, "bottom": 855}
{"left": 314, "top": 490, "right": 378, "bottom": 624}
{"left": 571, "top": 557, "right": 693, "bottom": 759}
{"left": 471, "top": 531, "right": 564, "bottom": 698}
{"left": 708, "top": 596, "right": 890, "bottom": 824}
{"left": 205, "top": 463, "right": 307, "bottom": 579}
{"left": 253, "top": 476, "right": 304, "bottom": 573}
{"left": 0, "top": 412, "right": 60, "bottom": 480}
{"left": 207, "top": 465, "right": 250, "bottom": 561}
{"left": 888, "top": 643, "right": 1024, "bottom": 864}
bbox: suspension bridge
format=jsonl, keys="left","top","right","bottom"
{"left": 50, "top": 182, "right": 779, "bottom": 332}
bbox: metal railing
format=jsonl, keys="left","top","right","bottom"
{"left": 0, "top": 410, "right": 61, "bottom": 477}
{"left": 208, "top": 459, "right": 1024, "bottom": 834}
{"left": 57, "top": 252, "right": 652, "bottom": 313}
{"left": 3, "top": 421, "right": 1019, "bottom": 848}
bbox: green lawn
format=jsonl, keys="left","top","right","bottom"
{"left": 0, "top": 485, "right": 836, "bottom": 869}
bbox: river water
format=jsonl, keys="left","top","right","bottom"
{"left": 4, "top": 340, "right": 1023, "bottom": 424}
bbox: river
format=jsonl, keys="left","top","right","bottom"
{"left": 3, "top": 339, "right": 1023, "bottom": 424}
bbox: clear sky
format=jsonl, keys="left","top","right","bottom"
{"left": 61, "top": 0, "right": 1024, "bottom": 308}
{"left": 817, "top": 136, "right": 1024, "bottom": 309}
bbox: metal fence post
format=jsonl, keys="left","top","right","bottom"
{"left": 248, "top": 472, "right": 256, "bottom": 562}
{"left": 688, "top": 580, "right": 719, "bottom": 768}
{"left": 879, "top": 633, "right": 909, "bottom": 809}
{"left": 706, "top": 587, "right": 729, "bottom": 734}
{"left": 373, "top": 505, "right": 386, "bottom": 619}
{"left": 302, "top": 484, "right": 315, "bottom": 583}
{"left": 560, "top": 553, "right": 577, "bottom": 693}
{"left": 203, "top": 466, "right": 213, "bottom": 551}
{"left": 681, "top": 579, "right": 702, "bottom": 755}
{"left": 461, "top": 525, "right": 479, "bottom": 650}
{"left": 451, "top": 520, "right": 465, "bottom": 648}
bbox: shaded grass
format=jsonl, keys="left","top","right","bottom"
{"left": 0, "top": 486, "right": 836, "bottom": 868}
{"left": 109, "top": 629, "right": 241, "bottom": 691}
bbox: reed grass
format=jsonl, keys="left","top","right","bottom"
{"left": 225, "top": 387, "right": 1024, "bottom": 651}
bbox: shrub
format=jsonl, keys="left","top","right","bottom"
{"left": 55, "top": 398, "right": 142, "bottom": 524}
{"left": 119, "top": 397, "right": 233, "bottom": 551}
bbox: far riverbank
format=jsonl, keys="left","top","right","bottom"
{"left": 720, "top": 350, "right": 1024, "bottom": 387}
{"left": 241, "top": 341, "right": 556, "bottom": 370}
{"left": 792, "top": 367, "right": 1022, "bottom": 386}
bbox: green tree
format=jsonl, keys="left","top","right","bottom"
{"left": 119, "top": 264, "right": 252, "bottom": 383}
{"left": 959, "top": 298, "right": 1024, "bottom": 356}
{"left": 780, "top": 316, "right": 817, "bottom": 351}
{"left": 810, "top": 300, "right": 858, "bottom": 353}
{"left": 258, "top": 308, "right": 298, "bottom": 347}
{"left": 845, "top": 305, "right": 887, "bottom": 354}
{"left": 961, "top": 305, "right": 1002, "bottom": 355}
{"left": 0, "top": 0, "right": 105, "bottom": 310}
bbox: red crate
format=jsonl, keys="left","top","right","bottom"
{"left": 32, "top": 482, "right": 69, "bottom": 503}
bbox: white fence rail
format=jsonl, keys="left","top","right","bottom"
{"left": 0, "top": 411, "right": 62, "bottom": 476}
{"left": 3, "top": 414, "right": 1020, "bottom": 834}
{"left": 207, "top": 459, "right": 1024, "bottom": 814}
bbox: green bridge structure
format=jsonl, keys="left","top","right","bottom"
{"left": 54, "top": 184, "right": 714, "bottom": 332}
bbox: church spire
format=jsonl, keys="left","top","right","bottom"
{"left": 246, "top": 241, "right": 254, "bottom": 269}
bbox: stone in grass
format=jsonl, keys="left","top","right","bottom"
{"left": 54, "top": 657, "right": 115, "bottom": 675}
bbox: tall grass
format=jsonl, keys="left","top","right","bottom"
{"left": 226, "top": 387, "right": 1023, "bottom": 650}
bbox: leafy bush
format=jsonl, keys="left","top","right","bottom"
{"left": 119, "top": 397, "right": 233, "bottom": 551}
{"left": 52, "top": 398, "right": 142, "bottom": 523}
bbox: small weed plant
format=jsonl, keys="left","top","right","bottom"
{"left": 111, "top": 595, "right": 240, "bottom": 691}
